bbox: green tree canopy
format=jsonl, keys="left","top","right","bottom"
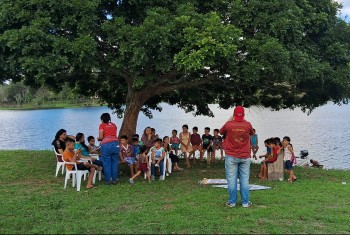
{"left": 1, "top": 0, "right": 350, "bottom": 137}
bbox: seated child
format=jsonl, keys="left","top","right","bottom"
{"left": 119, "top": 135, "right": 137, "bottom": 177}
{"left": 258, "top": 138, "right": 280, "bottom": 180}
{"left": 133, "top": 134, "right": 143, "bottom": 146}
{"left": 75, "top": 133, "right": 103, "bottom": 169}
{"left": 259, "top": 139, "right": 271, "bottom": 159}
{"left": 87, "top": 135, "right": 100, "bottom": 155}
{"left": 132, "top": 137, "right": 141, "bottom": 160}
{"left": 190, "top": 126, "right": 202, "bottom": 163}
{"left": 150, "top": 138, "right": 165, "bottom": 180}
{"left": 63, "top": 138, "right": 102, "bottom": 189}
{"left": 128, "top": 146, "right": 151, "bottom": 183}
{"left": 170, "top": 129, "right": 180, "bottom": 155}
{"left": 213, "top": 129, "right": 224, "bottom": 161}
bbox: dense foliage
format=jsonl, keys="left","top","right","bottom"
{"left": 1, "top": 0, "right": 349, "bottom": 136}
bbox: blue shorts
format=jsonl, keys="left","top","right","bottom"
{"left": 285, "top": 160, "right": 293, "bottom": 170}
{"left": 171, "top": 143, "right": 180, "bottom": 150}
{"left": 125, "top": 157, "right": 136, "bottom": 166}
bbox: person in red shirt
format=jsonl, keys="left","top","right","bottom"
{"left": 98, "top": 113, "right": 120, "bottom": 185}
{"left": 190, "top": 126, "right": 202, "bottom": 164}
{"left": 220, "top": 106, "right": 254, "bottom": 208}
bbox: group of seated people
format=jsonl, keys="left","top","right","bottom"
{"left": 52, "top": 124, "right": 227, "bottom": 187}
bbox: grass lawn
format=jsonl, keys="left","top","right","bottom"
{"left": 0, "top": 150, "right": 349, "bottom": 234}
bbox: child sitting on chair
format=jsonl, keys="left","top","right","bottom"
{"left": 87, "top": 135, "right": 100, "bottom": 156}
{"left": 120, "top": 135, "right": 137, "bottom": 178}
{"left": 170, "top": 129, "right": 180, "bottom": 155}
{"left": 213, "top": 129, "right": 224, "bottom": 161}
{"left": 63, "top": 138, "right": 102, "bottom": 189}
{"left": 128, "top": 145, "right": 151, "bottom": 183}
{"left": 150, "top": 138, "right": 165, "bottom": 180}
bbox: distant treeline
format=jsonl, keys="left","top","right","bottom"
{"left": 0, "top": 82, "right": 98, "bottom": 107}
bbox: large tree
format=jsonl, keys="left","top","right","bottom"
{"left": 1, "top": 0, "right": 350, "bottom": 137}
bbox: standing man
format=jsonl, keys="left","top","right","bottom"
{"left": 220, "top": 106, "right": 253, "bottom": 208}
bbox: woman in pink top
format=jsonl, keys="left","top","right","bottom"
{"left": 98, "top": 113, "right": 120, "bottom": 185}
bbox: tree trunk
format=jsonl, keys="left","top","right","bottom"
{"left": 118, "top": 91, "right": 146, "bottom": 140}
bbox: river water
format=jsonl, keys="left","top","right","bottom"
{"left": 0, "top": 103, "right": 349, "bottom": 170}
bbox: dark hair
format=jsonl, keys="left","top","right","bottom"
{"left": 283, "top": 136, "right": 291, "bottom": 142}
{"left": 100, "top": 113, "right": 111, "bottom": 123}
{"left": 120, "top": 135, "right": 128, "bottom": 140}
{"left": 132, "top": 137, "right": 139, "bottom": 143}
{"left": 51, "top": 129, "right": 67, "bottom": 145}
{"left": 267, "top": 138, "right": 277, "bottom": 145}
{"left": 193, "top": 126, "right": 198, "bottom": 131}
{"left": 133, "top": 134, "right": 139, "bottom": 138}
{"left": 140, "top": 145, "right": 148, "bottom": 154}
{"left": 154, "top": 138, "right": 162, "bottom": 144}
{"left": 172, "top": 129, "right": 178, "bottom": 134}
{"left": 274, "top": 137, "right": 282, "bottom": 147}
{"left": 163, "top": 136, "right": 169, "bottom": 141}
{"left": 205, "top": 127, "right": 210, "bottom": 131}
{"left": 151, "top": 128, "right": 155, "bottom": 132}
{"left": 65, "top": 138, "right": 75, "bottom": 145}
{"left": 76, "top": 132, "right": 89, "bottom": 151}
{"left": 87, "top": 136, "right": 95, "bottom": 142}
{"left": 182, "top": 124, "right": 188, "bottom": 129}
{"left": 214, "top": 129, "right": 219, "bottom": 133}
{"left": 264, "top": 139, "right": 269, "bottom": 144}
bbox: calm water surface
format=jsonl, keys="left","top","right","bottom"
{"left": 0, "top": 103, "right": 349, "bottom": 170}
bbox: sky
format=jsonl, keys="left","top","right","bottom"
{"left": 335, "top": 0, "right": 350, "bottom": 21}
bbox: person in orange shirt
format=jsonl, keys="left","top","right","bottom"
{"left": 63, "top": 138, "right": 102, "bottom": 189}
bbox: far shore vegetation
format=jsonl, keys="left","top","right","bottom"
{"left": 0, "top": 150, "right": 349, "bottom": 234}
{"left": 0, "top": 82, "right": 103, "bottom": 110}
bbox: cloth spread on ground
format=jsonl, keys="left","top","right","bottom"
{"left": 198, "top": 178, "right": 271, "bottom": 191}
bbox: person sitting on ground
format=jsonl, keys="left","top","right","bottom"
{"left": 258, "top": 138, "right": 280, "bottom": 180}
{"left": 250, "top": 129, "right": 259, "bottom": 160}
{"left": 282, "top": 136, "right": 297, "bottom": 183}
{"left": 213, "top": 128, "right": 224, "bottom": 161}
{"left": 202, "top": 127, "right": 215, "bottom": 165}
{"left": 87, "top": 136, "right": 100, "bottom": 156}
{"left": 179, "top": 124, "right": 193, "bottom": 168}
{"left": 75, "top": 133, "right": 103, "bottom": 169}
{"left": 150, "top": 138, "right": 166, "bottom": 180}
{"left": 63, "top": 138, "right": 102, "bottom": 189}
{"left": 310, "top": 159, "right": 324, "bottom": 168}
{"left": 259, "top": 139, "right": 271, "bottom": 160}
{"left": 190, "top": 126, "right": 202, "bottom": 164}
{"left": 128, "top": 146, "right": 151, "bottom": 184}
{"left": 170, "top": 129, "right": 180, "bottom": 155}
{"left": 52, "top": 129, "right": 76, "bottom": 154}
{"left": 119, "top": 135, "right": 137, "bottom": 178}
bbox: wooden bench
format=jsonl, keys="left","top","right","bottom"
{"left": 267, "top": 152, "right": 284, "bottom": 181}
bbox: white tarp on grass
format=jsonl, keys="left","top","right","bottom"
{"left": 198, "top": 178, "right": 272, "bottom": 191}
{"left": 212, "top": 184, "right": 272, "bottom": 191}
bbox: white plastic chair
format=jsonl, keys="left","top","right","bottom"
{"left": 145, "top": 152, "right": 167, "bottom": 180}
{"left": 90, "top": 154, "right": 102, "bottom": 183}
{"left": 62, "top": 158, "right": 89, "bottom": 192}
{"left": 53, "top": 147, "right": 65, "bottom": 177}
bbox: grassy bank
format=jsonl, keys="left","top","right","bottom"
{"left": 0, "top": 150, "right": 349, "bottom": 234}
{"left": 0, "top": 101, "right": 103, "bottom": 110}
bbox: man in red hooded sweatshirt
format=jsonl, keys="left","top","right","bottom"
{"left": 220, "top": 106, "right": 254, "bottom": 208}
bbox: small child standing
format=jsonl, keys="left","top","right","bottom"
{"left": 212, "top": 129, "right": 224, "bottom": 161}
{"left": 119, "top": 135, "right": 137, "bottom": 178}
{"left": 170, "top": 129, "right": 180, "bottom": 155}
{"left": 282, "top": 136, "right": 297, "bottom": 183}
{"left": 250, "top": 129, "right": 259, "bottom": 160}
{"left": 128, "top": 146, "right": 151, "bottom": 183}
{"left": 202, "top": 127, "right": 214, "bottom": 165}
{"left": 150, "top": 138, "right": 166, "bottom": 180}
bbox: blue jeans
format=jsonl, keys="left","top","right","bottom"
{"left": 151, "top": 160, "right": 164, "bottom": 176}
{"left": 225, "top": 156, "right": 250, "bottom": 205}
{"left": 100, "top": 141, "right": 120, "bottom": 183}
